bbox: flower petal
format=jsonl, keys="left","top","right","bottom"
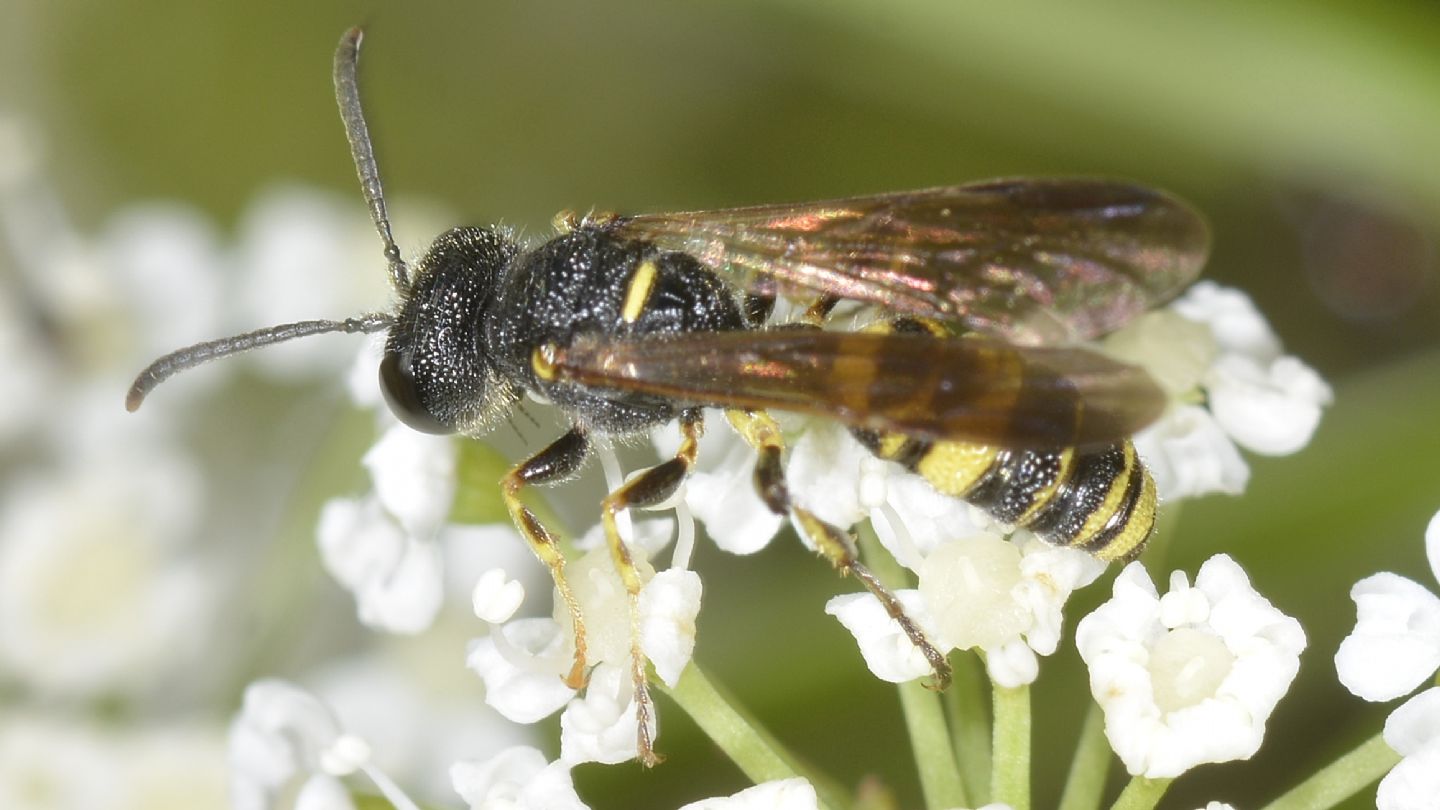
{"left": 1383, "top": 687, "right": 1440, "bottom": 756}
{"left": 676, "top": 778, "right": 819, "bottom": 810}
{"left": 1133, "top": 405, "right": 1249, "bottom": 500}
{"left": 640, "top": 569, "right": 703, "bottom": 687}
{"left": 1376, "top": 734, "right": 1440, "bottom": 810}
{"left": 1206, "top": 354, "right": 1330, "bottom": 456}
{"left": 1336, "top": 573, "right": 1440, "bottom": 702}
{"left": 825, "top": 591, "right": 937, "bottom": 683}
{"left": 466, "top": 619, "right": 576, "bottom": 724}
{"left": 1428, "top": 509, "right": 1440, "bottom": 589}
{"left": 452, "top": 745, "right": 591, "bottom": 810}
{"left": 363, "top": 425, "right": 458, "bottom": 538}
{"left": 559, "top": 664, "right": 648, "bottom": 765}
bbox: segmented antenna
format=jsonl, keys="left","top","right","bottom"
{"left": 334, "top": 27, "right": 409, "bottom": 290}
{"left": 125, "top": 314, "right": 393, "bottom": 412}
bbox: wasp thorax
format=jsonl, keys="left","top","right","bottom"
{"left": 380, "top": 227, "right": 520, "bottom": 434}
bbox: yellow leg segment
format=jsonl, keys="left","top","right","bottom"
{"left": 499, "top": 428, "right": 591, "bottom": 690}
{"left": 599, "top": 412, "right": 703, "bottom": 767}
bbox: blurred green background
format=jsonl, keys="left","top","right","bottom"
{"left": 4, "top": 1, "right": 1440, "bottom": 808}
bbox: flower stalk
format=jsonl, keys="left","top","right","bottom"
{"left": 857, "top": 523, "right": 969, "bottom": 810}
{"left": 1057, "top": 701, "right": 1111, "bottom": 810}
{"left": 657, "top": 663, "right": 848, "bottom": 810}
{"left": 1109, "top": 776, "right": 1171, "bottom": 810}
{"left": 945, "top": 651, "right": 992, "bottom": 802}
{"left": 991, "top": 682, "right": 1031, "bottom": 810}
{"left": 1259, "top": 733, "right": 1400, "bottom": 810}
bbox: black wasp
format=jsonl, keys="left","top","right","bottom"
{"left": 127, "top": 28, "right": 1209, "bottom": 765}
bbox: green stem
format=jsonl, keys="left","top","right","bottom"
{"left": 658, "top": 664, "right": 850, "bottom": 810}
{"left": 856, "top": 524, "right": 969, "bottom": 810}
{"left": 1259, "top": 733, "right": 1400, "bottom": 810}
{"left": 1058, "top": 701, "right": 1111, "bottom": 810}
{"left": 898, "top": 678, "right": 970, "bottom": 810}
{"left": 1109, "top": 776, "right": 1172, "bottom": 810}
{"left": 991, "top": 683, "right": 1031, "bottom": 810}
{"left": 945, "top": 652, "right": 992, "bottom": 802}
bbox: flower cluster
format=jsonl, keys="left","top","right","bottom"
{"left": 1104, "top": 281, "right": 1332, "bottom": 500}
{"left": 1336, "top": 509, "right": 1440, "bottom": 807}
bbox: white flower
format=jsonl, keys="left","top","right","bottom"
{"left": 1107, "top": 282, "right": 1331, "bottom": 501}
{"left": 559, "top": 663, "right": 652, "bottom": 765}
{"left": 0, "top": 714, "right": 230, "bottom": 810}
{"left": 465, "top": 523, "right": 701, "bottom": 764}
{"left": 317, "top": 495, "right": 444, "bottom": 634}
{"left": 1075, "top": 555, "right": 1306, "bottom": 778}
{"left": 826, "top": 589, "right": 937, "bottom": 684}
{"left": 466, "top": 618, "right": 578, "bottom": 723}
{"left": 452, "top": 746, "right": 589, "bottom": 810}
{"left": 1132, "top": 404, "right": 1249, "bottom": 498}
{"left": 1378, "top": 687, "right": 1440, "bottom": 810}
{"left": 473, "top": 568, "right": 527, "bottom": 624}
{"left": 826, "top": 531, "right": 1103, "bottom": 687}
{"left": 1335, "top": 510, "right": 1440, "bottom": 810}
{"left": 229, "top": 679, "right": 419, "bottom": 810}
{"left": 316, "top": 425, "right": 462, "bottom": 633}
{"left": 676, "top": 778, "right": 819, "bottom": 810}
{"left": 1335, "top": 510, "right": 1440, "bottom": 702}
{"left": 788, "top": 420, "right": 990, "bottom": 568}
{"left": 640, "top": 568, "right": 703, "bottom": 687}
{"left": 653, "top": 412, "right": 785, "bottom": 555}
{"left": 307, "top": 652, "right": 536, "bottom": 805}
{"left": 0, "top": 454, "right": 214, "bottom": 699}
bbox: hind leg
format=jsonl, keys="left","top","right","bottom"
{"left": 725, "top": 408, "right": 951, "bottom": 689}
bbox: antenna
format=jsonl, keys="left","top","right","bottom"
{"left": 125, "top": 313, "right": 393, "bottom": 412}
{"left": 334, "top": 26, "right": 409, "bottom": 290}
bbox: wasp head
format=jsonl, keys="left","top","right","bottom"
{"left": 380, "top": 226, "right": 520, "bottom": 434}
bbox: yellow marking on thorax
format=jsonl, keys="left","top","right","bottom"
{"left": 621, "top": 259, "right": 659, "bottom": 324}
{"left": 531, "top": 343, "right": 559, "bottom": 381}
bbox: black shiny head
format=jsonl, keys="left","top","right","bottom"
{"left": 380, "top": 227, "right": 520, "bottom": 434}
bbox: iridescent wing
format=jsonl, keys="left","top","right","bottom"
{"left": 614, "top": 179, "right": 1209, "bottom": 344}
{"left": 549, "top": 330, "right": 1165, "bottom": 449}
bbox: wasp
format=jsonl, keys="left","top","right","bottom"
{"left": 127, "top": 28, "right": 1209, "bottom": 765}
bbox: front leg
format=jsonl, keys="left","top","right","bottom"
{"left": 500, "top": 427, "right": 590, "bottom": 689}
{"left": 599, "top": 408, "right": 704, "bottom": 767}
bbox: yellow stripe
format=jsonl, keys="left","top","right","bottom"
{"left": 621, "top": 259, "right": 659, "bottom": 324}
{"left": 1072, "top": 444, "right": 1139, "bottom": 550}
{"left": 1094, "top": 466, "right": 1156, "bottom": 561}
{"left": 915, "top": 441, "right": 1000, "bottom": 498}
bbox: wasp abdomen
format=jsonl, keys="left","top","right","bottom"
{"left": 854, "top": 429, "right": 1155, "bottom": 562}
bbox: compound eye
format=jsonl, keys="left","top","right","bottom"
{"left": 379, "top": 347, "right": 454, "bottom": 435}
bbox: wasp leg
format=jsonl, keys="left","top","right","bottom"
{"left": 800, "top": 294, "right": 842, "bottom": 326}
{"left": 599, "top": 409, "right": 703, "bottom": 768}
{"left": 726, "top": 408, "right": 952, "bottom": 690}
{"left": 500, "top": 427, "right": 591, "bottom": 689}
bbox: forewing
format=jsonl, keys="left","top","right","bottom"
{"left": 615, "top": 179, "right": 1209, "bottom": 344}
{"left": 551, "top": 330, "right": 1166, "bottom": 449}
